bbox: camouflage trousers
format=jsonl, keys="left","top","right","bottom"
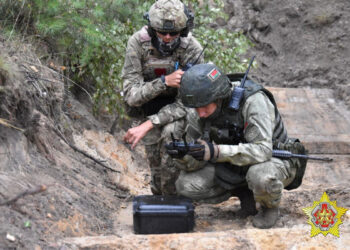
{"left": 143, "top": 118, "right": 186, "bottom": 195}
{"left": 176, "top": 157, "right": 296, "bottom": 207}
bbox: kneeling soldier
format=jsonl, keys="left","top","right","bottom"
{"left": 167, "top": 63, "right": 307, "bottom": 228}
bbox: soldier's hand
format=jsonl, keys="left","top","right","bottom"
{"left": 173, "top": 155, "right": 206, "bottom": 172}
{"left": 123, "top": 120, "right": 153, "bottom": 149}
{"left": 164, "top": 69, "right": 184, "bottom": 88}
{"left": 187, "top": 139, "right": 219, "bottom": 161}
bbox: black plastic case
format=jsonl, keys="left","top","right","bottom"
{"left": 133, "top": 195, "right": 194, "bottom": 234}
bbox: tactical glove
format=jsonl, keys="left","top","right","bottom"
{"left": 187, "top": 139, "right": 219, "bottom": 161}
{"left": 165, "top": 141, "right": 204, "bottom": 159}
{"left": 173, "top": 155, "right": 206, "bottom": 172}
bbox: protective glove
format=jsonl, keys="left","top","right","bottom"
{"left": 173, "top": 155, "right": 206, "bottom": 172}
{"left": 187, "top": 139, "right": 219, "bottom": 161}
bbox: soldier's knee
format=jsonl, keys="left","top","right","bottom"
{"left": 246, "top": 163, "right": 267, "bottom": 191}
{"left": 247, "top": 163, "right": 283, "bottom": 195}
{"left": 175, "top": 174, "right": 194, "bottom": 197}
{"left": 175, "top": 176, "right": 186, "bottom": 196}
{"left": 175, "top": 172, "right": 209, "bottom": 198}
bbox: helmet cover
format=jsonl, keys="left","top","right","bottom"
{"left": 149, "top": 0, "right": 188, "bottom": 32}
{"left": 180, "top": 64, "right": 232, "bottom": 108}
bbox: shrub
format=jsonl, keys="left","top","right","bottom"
{"left": 0, "top": 0, "right": 251, "bottom": 116}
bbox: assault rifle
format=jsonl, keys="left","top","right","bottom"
{"left": 166, "top": 134, "right": 333, "bottom": 162}
{"left": 166, "top": 133, "right": 204, "bottom": 159}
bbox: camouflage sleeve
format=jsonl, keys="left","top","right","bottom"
{"left": 147, "top": 93, "right": 187, "bottom": 126}
{"left": 216, "top": 92, "right": 274, "bottom": 166}
{"left": 121, "top": 34, "right": 166, "bottom": 107}
{"left": 147, "top": 36, "right": 204, "bottom": 127}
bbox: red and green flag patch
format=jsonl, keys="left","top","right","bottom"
{"left": 207, "top": 68, "right": 221, "bottom": 81}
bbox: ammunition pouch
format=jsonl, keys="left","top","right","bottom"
{"left": 274, "top": 138, "right": 308, "bottom": 190}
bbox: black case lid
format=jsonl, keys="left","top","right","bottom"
{"left": 133, "top": 195, "right": 194, "bottom": 214}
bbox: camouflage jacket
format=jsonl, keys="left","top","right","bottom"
{"left": 121, "top": 26, "right": 204, "bottom": 126}
{"left": 186, "top": 81, "right": 286, "bottom": 166}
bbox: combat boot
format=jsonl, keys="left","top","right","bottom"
{"left": 252, "top": 206, "right": 279, "bottom": 229}
{"left": 232, "top": 187, "right": 258, "bottom": 218}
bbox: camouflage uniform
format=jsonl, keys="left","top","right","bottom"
{"left": 122, "top": 16, "right": 203, "bottom": 194}
{"left": 176, "top": 90, "right": 296, "bottom": 207}
{"left": 174, "top": 65, "right": 304, "bottom": 210}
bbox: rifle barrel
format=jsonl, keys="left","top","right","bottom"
{"left": 272, "top": 150, "right": 333, "bottom": 162}
{"left": 292, "top": 153, "right": 333, "bottom": 162}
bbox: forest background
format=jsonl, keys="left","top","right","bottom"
{"left": 1, "top": 0, "right": 251, "bottom": 116}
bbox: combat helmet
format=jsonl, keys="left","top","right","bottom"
{"left": 145, "top": 0, "right": 194, "bottom": 56}
{"left": 180, "top": 64, "right": 232, "bottom": 108}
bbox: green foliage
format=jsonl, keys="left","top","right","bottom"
{"left": 186, "top": 0, "right": 252, "bottom": 72}
{"left": 0, "top": 0, "right": 251, "bottom": 115}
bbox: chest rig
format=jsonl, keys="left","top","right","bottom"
{"left": 202, "top": 74, "right": 288, "bottom": 146}
{"left": 137, "top": 27, "right": 190, "bottom": 116}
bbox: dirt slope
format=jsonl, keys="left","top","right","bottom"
{"left": 0, "top": 39, "right": 139, "bottom": 249}
{"left": 225, "top": 0, "right": 350, "bottom": 106}
{"left": 60, "top": 88, "right": 350, "bottom": 248}
{"left": 1, "top": 0, "right": 350, "bottom": 249}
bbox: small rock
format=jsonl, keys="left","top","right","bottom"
{"left": 6, "top": 233, "right": 16, "bottom": 242}
{"left": 47, "top": 213, "right": 52, "bottom": 218}
{"left": 30, "top": 65, "right": 39, "bottom": 73}
{"left": 285, "top": 6, "right": 300, "bottom": 18}
{"left": 278, "top": 17, "right": 288, "bottom": 27}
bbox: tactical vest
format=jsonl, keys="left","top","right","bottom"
{"left": 135, "top": 27, "right": 191, "bottom": 116}
{"left": 202, "top": 75, "right": 294, "bottom": 190}
{"left": 204, "top": 74, "right": 288, "bottom": 146}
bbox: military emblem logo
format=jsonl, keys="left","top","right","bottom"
{"left": 207, "top": 68, "right": 221, "bottom": 81}
{"left": 303, "top": 192, "right": 348, "bottom": 237}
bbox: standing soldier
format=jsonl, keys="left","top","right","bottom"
{"left": 122, "top": 0, "right": 204, "bottom": 195}
{"left": 168, "top": 63, "right": 307, "bottom": 228}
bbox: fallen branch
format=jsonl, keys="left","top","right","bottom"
{"left": 0, "top": 118, "right": 25, "bottom": 132}
{"left": 53, "top": 127, "right": 121, "bottom": 173}
{"left": 0, "top": 185, "right": 48, "bottom": 206}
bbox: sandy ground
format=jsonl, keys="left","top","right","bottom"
{"left": 1, "top": 0, "right": 350, "bottom": 248}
